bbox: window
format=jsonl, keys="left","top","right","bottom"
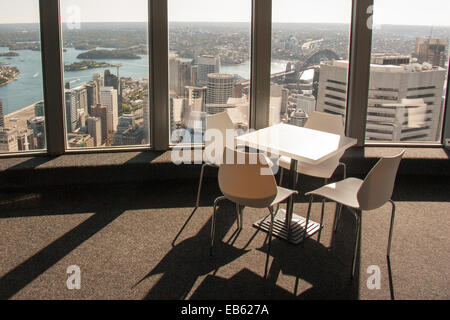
{"left": 365, "top": 0, "right": 450, "bottom": 143}
{"left": 0, "top": 0, "right": 47, "bottom": 153}
{"left": 270, "top": 0, "right": 352, "bottom": 128}
{"left": 60, "top": 0, "right": 150, "bottom": 149}
{"left": 168, "top": 0, "right": 252, "bottom": 144}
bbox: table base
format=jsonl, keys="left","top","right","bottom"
{"left": 253, "top": 209, "right": 322, "bottom": 245}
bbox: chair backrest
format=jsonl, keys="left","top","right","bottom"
{"left": 357, "top": 151, "right": 405, "bottom": 211}
{"left": 305, "top": 111, "right": 345, "bottom": 136}
{"left": 218, "top": 147, "right": 278, "bottom": 208}
{"left": 205, "top": 112, "right": 235, "bottom": 164}
{"left": 304, "top": 111, "right": 346, "bottom": 165}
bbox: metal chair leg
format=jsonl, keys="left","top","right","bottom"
{"left": 317, "top": 179, "right": 328, "bottom": 242}
{"left": 303, "top": 195, "right": 314, "bottom": 242}
{"left": 210, "top": 196, "right": 227, "bottom": 256}
{"left": 387, "top": 200, "right": 396, "bottom": 258}
{"left": 334, "top": 203, "right": 343, "bottom": 233}
{"left": 196, "top": 163, "right": 212, "bottom": 208}
{"left": 265, "top": 207, "right": 275, "bottom": 279}
{"left": 351, "top": 210, "right": 362, "bottom": 279}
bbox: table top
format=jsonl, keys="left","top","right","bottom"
{"left": 235, "top": 123, "right": 357, "bottom": 165}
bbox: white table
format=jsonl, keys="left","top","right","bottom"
{"left": 236, "top": 123, "right": 357, "bottom": 244}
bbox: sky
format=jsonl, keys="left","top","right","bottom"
{"left": 0, "top": 0, "right": 450, "bottom": 26}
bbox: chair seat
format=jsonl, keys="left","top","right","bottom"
{"left": 305, "top": 178, "right": 364, "bottom": 209}
{"left": 279, "top": 156, "right": 339, "bottom": 179}
{"left": 271, "top": 186, "right": 298, "bottom": 207}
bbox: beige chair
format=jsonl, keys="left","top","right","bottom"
{"left": 211, "top": 148, "right": 298, "bottom": 278}
{"left": 304, "top": 151, "right": 405, "bottom": 278}
{"left": 172, "top": 112, "right": 235, "bottom": 247}
{"left": 278, "top": 111, "right": 347, "bottom": 239}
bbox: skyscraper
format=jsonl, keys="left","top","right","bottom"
{"left": 100, "top": 87, "right": 119, "bottom": 133}
{"left": 169, "top": 55, "right": 193, "bottom": 97}
{"left": 206, "top": 73, "right": 234, "bottom": 105}
{"left": 72, "top": 85, "right": 88, "bottom": 114}
{"left": 34, "top": 100, "right": 45, "bottom": 117}
{"left": 415, "top": 38, "right": 447, "bottom": 68}
{"left": 65, "top": 89, "right": 78, "bottom": 133}
{"left": 185, "top": 86, "right": 207, "bottom": 112}
{"left": 197, "top": 55, "right": 220, "bottom": 85}
{"left": 0, "top": 128, "right": 18, "bottom": 152}
{"left": 104, "top": 69, "right": 122, "bottom": 114}
{"left": 143, "top": 95, "right": 150, "bottom": 144}
{"left": 28, "top": 116, "right": 46, "bottom": 149}
{"left": 86, "top": 117, "right": 102, "bottom": 147}
{"left": 317, "top": 59, "right": 446, "bottom": 142}
{"left": 91, "top": 104, "right": 111, "bottom": 145}
{"left": 0, "top": 98, "right": 4, "bottom": 128}
{"left": 86, "top": 82, "right": 99, "bottom": 113}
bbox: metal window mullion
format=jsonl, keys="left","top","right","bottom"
{"left": 346, "top": 0, "right": 374, "bottom": 146}
{"left": 251, "top": 0, "right": 272, "bottom": 130}
{"left": 39, "top": 0, "right": 66, "bottom": 155}
{"left": 149, "top": 0, "right": 169, "bottom": 151}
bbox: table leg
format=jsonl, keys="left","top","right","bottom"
{"left": 285, "top": 159, "right": 298, "bottom": 241}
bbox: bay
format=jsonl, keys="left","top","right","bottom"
{"left": 0, "top": 46, "right": 289, "bottom": 116}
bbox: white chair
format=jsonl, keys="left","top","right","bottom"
{"left": 211, "top": 147, "right": 298, "bottom": 278}
{"left": 304, "top": 151, "right": 405, "bottom": 278}
{"left": 172, "top": 112, "right": 236, "bottom": 247}
{"left": 278, "top": 111, "right": 347, "bottom": 239}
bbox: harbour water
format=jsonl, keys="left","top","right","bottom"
{"left": 0, "top": 46, "right": 294, "bottom": 115}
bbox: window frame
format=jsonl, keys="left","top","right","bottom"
{"left": 1, "top": 0, "right": 448, "bottom": 159}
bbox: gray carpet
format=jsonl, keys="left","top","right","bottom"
{"left": 0, "top": 175, "right": 449, "bottom": 300}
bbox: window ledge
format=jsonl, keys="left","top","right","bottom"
{"left": 0, "top": 147, "right": 448, "bottom": 191}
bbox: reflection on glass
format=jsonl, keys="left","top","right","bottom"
{"left": 0, "top": 0, "right": 47, "bottom": 153}
{"left": 60, "top": 0, "right": 150, "bottom": 149}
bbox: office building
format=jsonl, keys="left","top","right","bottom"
{"left": 0, "top": 98, "right": 3, "bottom": 128}
{"left": 197, "top": 55, "right": 220, "bottom": 85}
{"left": 65, "top": 89, "right": 78, "bottom": 133}
{"left": 34, "top": 100, "right": 45, "bottom": 117}
{"left": 415, "top": 37, "right": 447, "bottom": 68}
{"left": 292, "top": 92, "right": 316, "bottom": 116}
{"left": 90, "top": 104, "right": 111, "bottom": 144}
{"left": 185, "top": 86, "right": 207, "bottom": 112}
{"left": 67, "top": 133, "right": 94, "bottom": 148}
{"left": 86, "top": 117, "right": 102, "bottom": 147}
{"left": 143, "top": 96, "right": 150, "bottom": 144}
{"left": 86, "top": 82, "right": 99, "bottom": 113}
{"left": 0, "top": 128, "right": 18, "bottom": 152}
{"left": 100, "top": 87, "right": 119, "bottom": 133}
{"left": 317, "top": 59, "right": 446, "bottom": 141}
{"left": 28, "top": 116, "right": 46, "bottom": 149}
{"left": 206, "top": 73, "right": 234, "bottom": 105}
{"left": 17, "top": 129, "right": 35, "bottom": 151}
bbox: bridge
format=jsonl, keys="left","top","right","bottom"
{"left": 236, "top": 49, "right": 339, "bottom": 86}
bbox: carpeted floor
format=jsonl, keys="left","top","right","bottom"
{"left": 0, "top": 174, "right": 449, "bottom": 300}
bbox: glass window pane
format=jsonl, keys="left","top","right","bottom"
{"left": 60, "top": 0, "right": 150, "bottom": 149}
{"left": 271, "top": 0, "right": 352, "bottom": 128}
{"left": 168, "top": 0, "right": 252, "bottom": 144}
{"left": 366, "top": 0, "right": 450, "bottom": 143}
{"left": 0, "top": 0, "right": 47, "bottom": 153}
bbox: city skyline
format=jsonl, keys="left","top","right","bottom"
{"left": 0, "top": 0, "right": 450, "bottom": 26}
